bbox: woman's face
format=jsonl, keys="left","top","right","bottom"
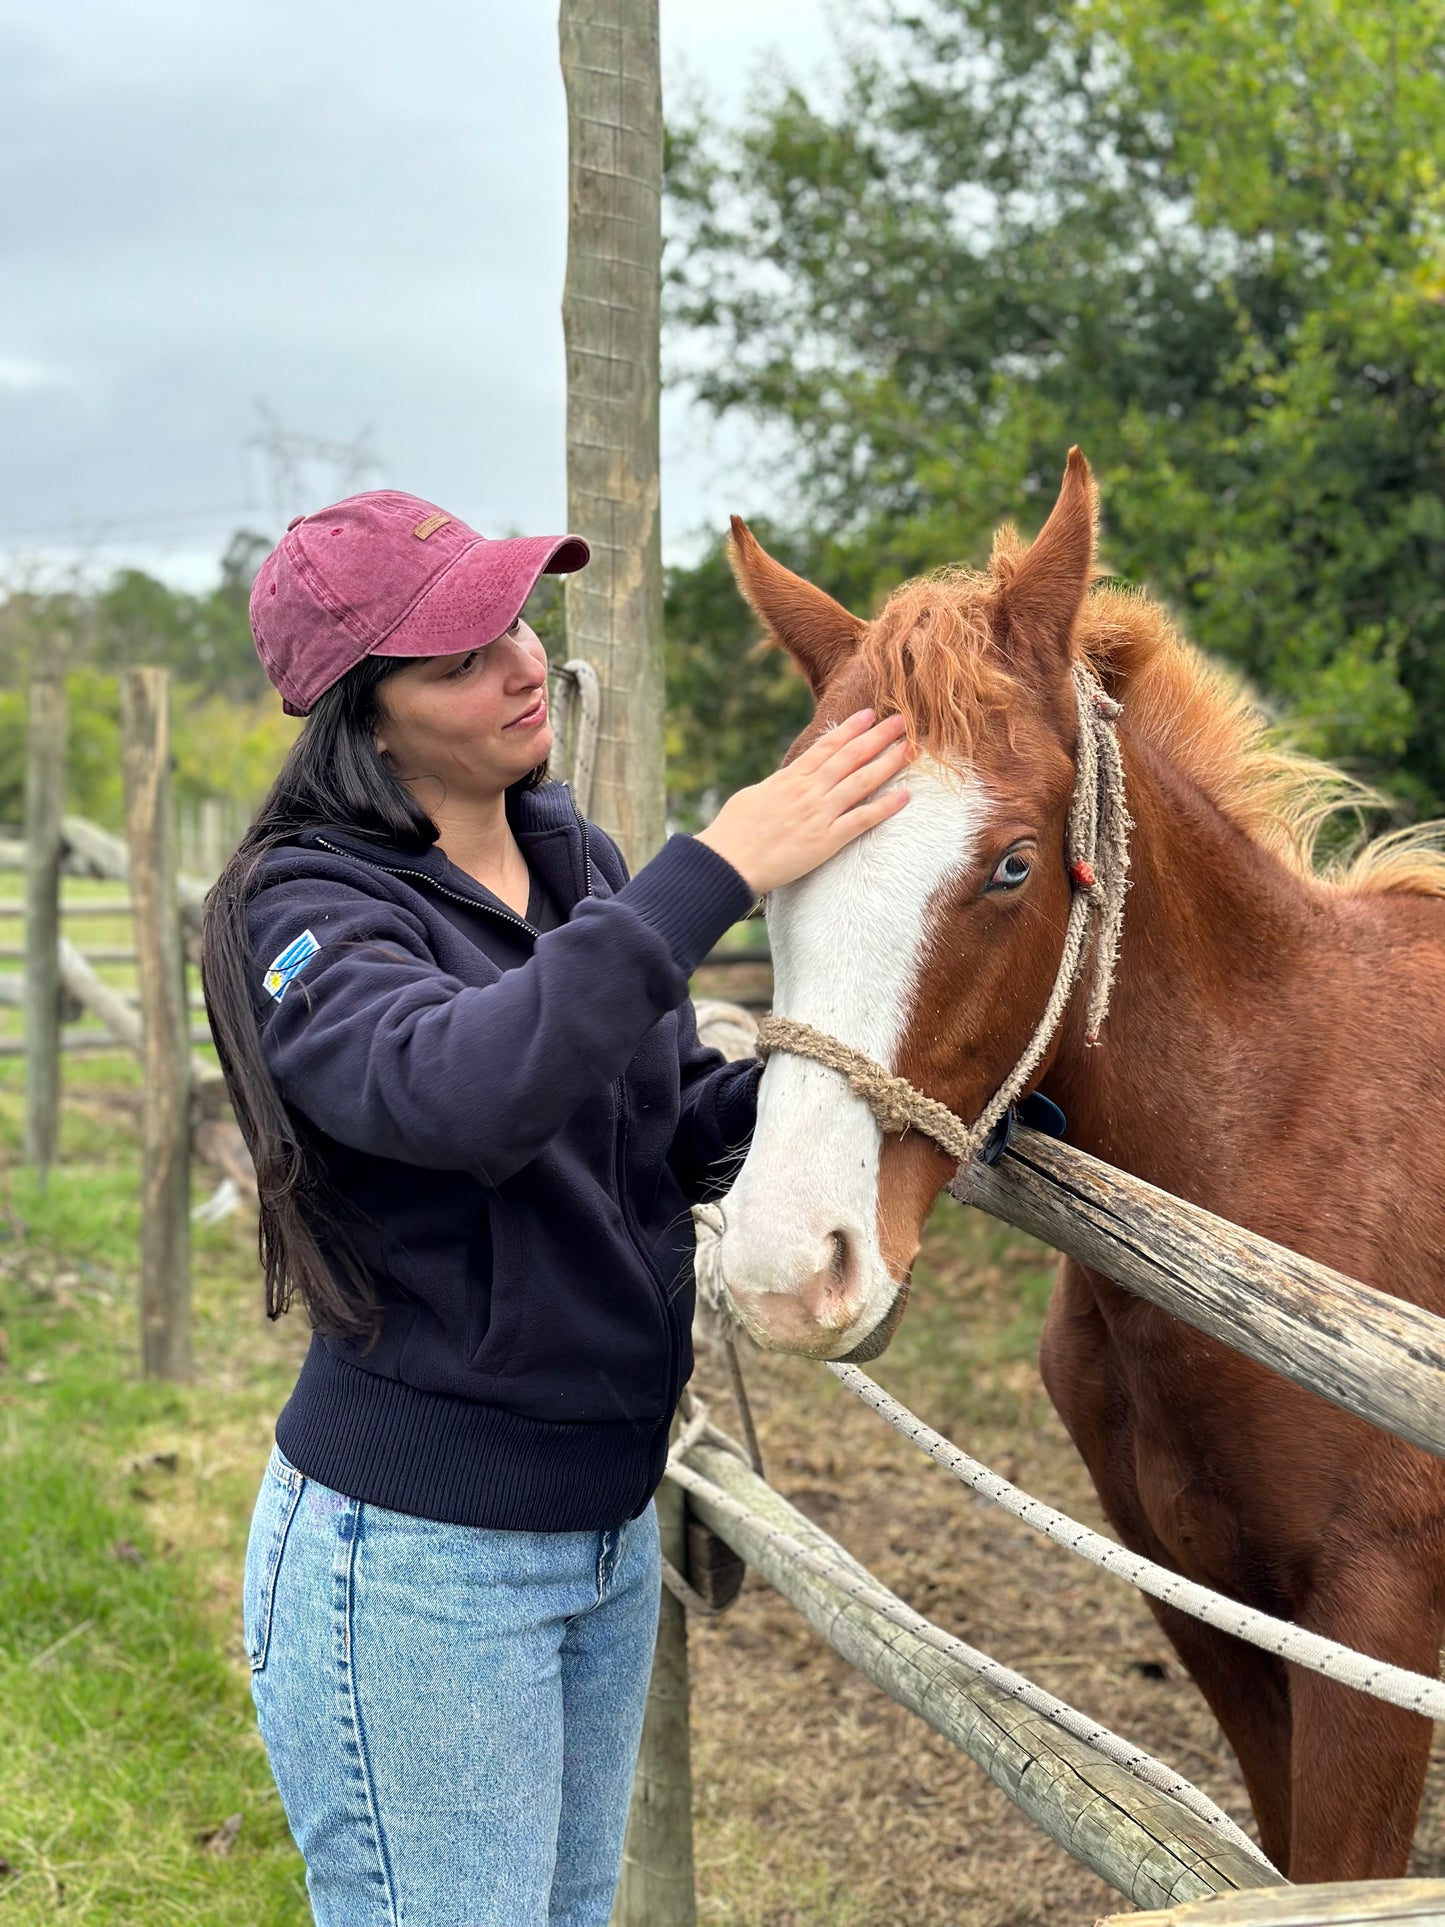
{"left": 373, "top": 618, "right": 553, "bottom": 805}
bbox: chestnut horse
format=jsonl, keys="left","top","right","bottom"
{"left": 715, "top": 451, "right": 1445, "bottom": 1882}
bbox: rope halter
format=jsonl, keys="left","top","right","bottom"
{"left": 756, "top": 663, "right": 1132, "bottom": 1170}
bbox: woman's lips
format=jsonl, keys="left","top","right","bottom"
{"left": 504, "top": 695, "right": 548, "bottom": 731}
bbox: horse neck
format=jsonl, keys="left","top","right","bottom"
{"left": 1042, "top": 730, "right": 1322, "bottom": 1203}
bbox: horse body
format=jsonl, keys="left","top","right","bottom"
{"left": 1039, "top": 735, "right": 1445, "bottom": 1878}
{"left": 716, "top": 455, "right": 1445, "bottom": 1880}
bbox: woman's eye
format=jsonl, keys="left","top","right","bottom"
{"left": 444, "top": 651, "right": 480, "bottom": 679}
{"left": 988, "top": 851, "right": 1033, "bottom": 891}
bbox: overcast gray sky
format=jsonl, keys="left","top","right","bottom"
{"left": 0, "top": 1, "right": 836, "bottom": 590}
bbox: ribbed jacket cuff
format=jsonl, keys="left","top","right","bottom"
{"left": 619, "top": 834, "right": 755, "bottom": 976}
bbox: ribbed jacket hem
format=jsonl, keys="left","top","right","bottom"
{"left": 275, "top": 1343, "right": 671, "bottom": 1532}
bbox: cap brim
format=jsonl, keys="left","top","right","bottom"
{"left": 371, "top": 532, "right": 590, "bottom": 660}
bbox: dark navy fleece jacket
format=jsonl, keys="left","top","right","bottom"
{"left": 242, "top": 779, "right": 760, "bottom": 1531}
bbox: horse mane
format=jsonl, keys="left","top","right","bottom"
{"left": 861, "top": 531, "right": 1445, "bottom": 900}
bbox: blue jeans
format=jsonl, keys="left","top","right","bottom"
{"left": 243, "top": 1445, "right": 661, "bottom": 1926}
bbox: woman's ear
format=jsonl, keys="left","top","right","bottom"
{"left": 728, "top": 517, "right": 865, "bottom": 698}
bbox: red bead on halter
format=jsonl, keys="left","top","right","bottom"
{"left": 1070, "top": 859, "right": 1098, "bottom": 891}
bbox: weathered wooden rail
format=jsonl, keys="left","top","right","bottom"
{"left": 677, "top": 1441, "right": 1275, "bottom": 1910}
{"left": 0, "top": 1026, "right": 213, "bottom": 1057}
{"left": 1102, "top": 1880, "right": 1445, "bottom": 1925}
{"left": 957, "top": 1130, "right": 1445, "bottom": 1462}
{"left": 0, "top": 944, "right": 139, "bottom": 964}
{"left": 60, "top": 813, "right": 207, "bottom": 935}
{"left": 0, "top": 896, "right": 135, "bottom": 916}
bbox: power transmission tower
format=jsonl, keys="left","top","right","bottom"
{"left": 247, "top": 402, "right": 381, "bottom": 525}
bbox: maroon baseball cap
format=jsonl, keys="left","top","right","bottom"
{"left": 250, "top": 489, "right": 590, "bottom": 716}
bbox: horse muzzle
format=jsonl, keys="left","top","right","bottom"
{"left": 719, "top": 1219, "right": 908, "bottom": 1360}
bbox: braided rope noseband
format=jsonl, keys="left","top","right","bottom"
{"left": 756, "top": 664, "right": 1132, "bottom": 1169}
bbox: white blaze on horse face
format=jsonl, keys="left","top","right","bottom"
{"left": 719, "top": 756, "right": 986, "bottom": 1356}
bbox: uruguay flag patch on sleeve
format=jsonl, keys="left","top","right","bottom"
{"left": 263, "top": 929, "right": 321, "bottom": 1003}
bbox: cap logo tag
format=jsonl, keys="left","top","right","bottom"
{"left": 412, "top": 514, "right": 451, "bottom": 541}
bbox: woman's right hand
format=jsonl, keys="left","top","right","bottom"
{"left": 695, "top": 710, "right": 912, "bottom": 897}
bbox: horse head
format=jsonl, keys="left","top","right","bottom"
{"left": 717, "top": 450, "right": 1099, "bottom": 1360}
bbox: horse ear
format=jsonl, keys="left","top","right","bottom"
{"left": 993, "top": 447, "right": 1097, "bottom": 672}
{"left": 728, "top": 516, "right": 865, "bottom": 697}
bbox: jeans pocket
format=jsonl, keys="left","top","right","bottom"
{"left": 243, "top": 1446, "right": 303, "bottom": 1674}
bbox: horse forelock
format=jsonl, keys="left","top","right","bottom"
{"left": 849, "top": 564, "right": 1445, "bottom": 902}
{"left": 857, "top": 569, "right": 1022, "bottom": 766}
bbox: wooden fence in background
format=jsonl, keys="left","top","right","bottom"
{"left": 9, "top": 668, "right": 229, "bottom": 1381}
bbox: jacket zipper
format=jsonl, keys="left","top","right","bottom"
{"left": 318, "top": 811, "right": 682, "bottom": 1422}
{"left": 583, "top": 811, "right": 681, "bottom": 1422}
{"left": 610, "top": 1074, "right": 682, "bottom": 1425}
{"left": 313, "top": 837, "right": 539, "bottom": 937}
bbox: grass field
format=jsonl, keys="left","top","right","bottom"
{"left": 0, "top": 879, "right": 311, "bottom": 1922}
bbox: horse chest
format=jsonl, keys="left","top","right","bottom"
{"left": 1042, "top": 1264, "right": 1338, "bottom": 1605}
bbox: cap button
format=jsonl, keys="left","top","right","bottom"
{"left": 287, "top": 514, "right": 306, "bottom": 531}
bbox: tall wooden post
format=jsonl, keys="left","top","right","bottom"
{"left": 24, "top": 663, "right": 67, "bottom": 1179}
{"left": 559, "top": 0, "right": 667, "bottom": 871}
{"left": 613, "top": 1479, "right": 697, "bottom": 1927}
{"left": 120, "top": 669, "right": 191, "bottom": 1381}
{"left": 559, "top": 4, "right": 692, "bottom": 1919}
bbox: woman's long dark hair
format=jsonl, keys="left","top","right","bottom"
{"left": 200, "top": 654, "right": 543, "bottom": 1340}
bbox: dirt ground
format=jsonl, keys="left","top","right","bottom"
{"left": 681, "top": 1208, "right": 1445, "bottom": 1926}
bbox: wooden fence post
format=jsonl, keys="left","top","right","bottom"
{"left": 120, "top": 668, "right": 191, "bottom": 1381}
{"left": 559, "top": 0, "right": 667, "bottom": 871}
{"left": 23, "top": 664, "right": 67, "bottom": 1179}
{"left": 612, "top": 1477, "right": 697, "bottom": 1927}
{"left": 558, "top": 4, "right": 689, "bottom": 1919}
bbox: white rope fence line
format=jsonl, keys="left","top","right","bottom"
{"left": 665, "top": 1430, "right": 1275, "bottom": 1875}
{"left": 828, "top": 1362, "right": 1445, "bottom": 1723}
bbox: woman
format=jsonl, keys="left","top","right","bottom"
{"left": 201, "top": 488, "right": 909, "bottom": 1927}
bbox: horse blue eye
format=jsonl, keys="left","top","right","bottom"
{"left": 989, "top": 852, "right": 1032, "bottom": 890}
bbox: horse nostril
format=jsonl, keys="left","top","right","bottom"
{"left": 826, "top": 1228, "right": 859, "bottom": 1306}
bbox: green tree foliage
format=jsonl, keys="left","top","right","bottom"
{"left": 665, "top": 0, "right": 1445, "bottom": 810}
{"left": 0, "top": 532, "right": 293, "bottom": 831}
{"left": 0, "top": 541, "right": 587, "bottom": 833}
{"left": 91, "top": 531, "right": 272, "bottom": 697}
